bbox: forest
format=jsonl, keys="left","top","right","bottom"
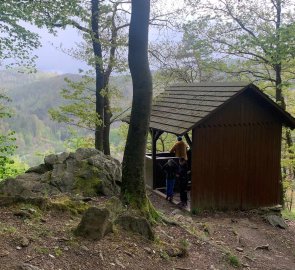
{"left": 1, "top": 1, "right": 295, "bottom": 269}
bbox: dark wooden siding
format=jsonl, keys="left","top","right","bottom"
{"left": 191, "top": 90, "right": 282, "bottom": 210}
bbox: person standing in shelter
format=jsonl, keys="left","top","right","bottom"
{"left": 163, "top": 159, "right": 178, "bottom": 202}
{"left": 177, "top": 158, "right": 189, "bottom": 207}
{"left": 170, "top": 136, "right": 188, "bottom": 160}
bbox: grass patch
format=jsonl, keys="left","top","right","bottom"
{"left": 282, "top": 209, "right": 295, "bottom": 221}
{"left": 191, "top": 207, "right": 201, "bottom": 215}
{"left": 160, "top": 250, "right": 170, "bottom": 260}
{"left": 0, "top": 222, "right": 17, "bottom": 235}
{"left": 35, "top": 246, "right": 50, "bottom": 255}
{"left": 227, "top": 253, "right": 241, "bottom": 268}
{"left": 54, "top": 247, "right": 63, "bottom": 257}
{"left": 178, "top": 238, "right": 190, "bottom": 257}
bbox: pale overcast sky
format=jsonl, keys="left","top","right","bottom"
{"left": 31, "top": 25, "right": 90, "bottom": 74}
{"left": 30, "top": 0, "right": 185, "bottom": 74}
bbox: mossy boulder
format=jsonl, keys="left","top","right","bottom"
{"left": 75, "top": 198, "right": 155, "bottom": 241}
{"left": 75, "top": 207, "right": 113, "bottom": 240}
{"left": 0, "top": 148, "right": 121, "bottom": 199}
{"left": 115, "top": 213, "right": 155, "bottom": 240}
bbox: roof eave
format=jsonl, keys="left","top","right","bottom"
{"left": 249, "top": 85, "right": 295, "bottom": 129}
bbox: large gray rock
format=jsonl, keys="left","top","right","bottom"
{"left": 115, "top": 214, "right": 155, "bottom": 240}
{"left": 0, "top": 148, "right": 121, "bottom": 199}
{"left": 265, "top": 214, "right": 288, "bottom": 229}
{"left": 75, "top": 207, "right": 113, "bottom": 240}
{"left": 0, "top": 173, "right": 59, "bottom": 198}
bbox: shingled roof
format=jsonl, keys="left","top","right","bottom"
{"left": 125, "top": 82, "right": 295, "bottom": 135}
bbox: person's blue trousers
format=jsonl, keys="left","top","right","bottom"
{"left": 166, "top": 178, "right": 175, "bottom": 197}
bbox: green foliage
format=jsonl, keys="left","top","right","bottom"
{"left": 227, "top": 253, "right": 241, "bottom": 268}
{"left": 0, "top": 93, "right": 19, "bottom": 180}
{"left": 185, "top": 0, "right": 295, "bottom": 87}
{"left": 0, "top": 1, "right": 39, "bottom": 68}
{"left": 49, "top": 73, "right": 130, "bottom": 156}
{"left": 63, "top": 128, "right": 94, "bottom": 152}
{"left": 0, "top": 156, "right": 29, "bottom": 181}
{"left": 49, "top": 76, "right": 101, "bottom": 132}
{"left": 282, "top": 209, "right": 295, "bottom": 221}
{"left": 0, "top": 131, "right": 17, "bottom": 180}
{"left": 0, "top": 1, "right": 83, "bottom": 68}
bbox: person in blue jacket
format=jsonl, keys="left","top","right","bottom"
{"left": 163, "top": 159, "right": 178, "bottom": 202}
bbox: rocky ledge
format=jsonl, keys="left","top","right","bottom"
{"left": 0, "top": 148, "right": 121, "bottom": 199}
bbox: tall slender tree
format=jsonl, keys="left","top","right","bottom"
{"left": 121, "top": 0, "right": 155, "bottom": 214}
{"left": 91, "top": 0, "right": 105, "bottom": 151}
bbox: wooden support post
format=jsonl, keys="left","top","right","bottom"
{"left": 184, "top": 133, "right": 192, "bottom": 148}
{"left": 152, "top": 129, "right": 157, "bottom": 189}
{"left": 151, "top": 129, "right": 163, "bottom": 189}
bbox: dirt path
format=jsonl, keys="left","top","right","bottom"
{"left": 0, "top": 193, "right": 294, "bottom": 270}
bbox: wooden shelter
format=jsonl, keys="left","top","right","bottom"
{"left": 127, "top": 82, "right": 295, "bottom": 210}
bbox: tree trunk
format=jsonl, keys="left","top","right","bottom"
{"left": 274, "top": 0, "right": 292, "bottom": 206}
{"left": 121, "top": 0, "right": 153, "bottom": 210}
{"left": 275, "top": 62, "right": 294, "bottom": 206}
{"left": 91, "top": 0, "right": 104, "bottom": 151}
{"left": 275, "top": 64, "right": 285, "bottom": 109}
{"left": 103, "top": 89, "right": 112, "bottom": 155}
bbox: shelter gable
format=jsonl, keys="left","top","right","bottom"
{"left": 198, "top": 89, "right": 283, "bottom": 128}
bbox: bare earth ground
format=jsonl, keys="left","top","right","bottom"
{"left": 0, "top": 192, "right": 295, "bottom": 270}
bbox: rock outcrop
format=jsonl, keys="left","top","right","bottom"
{"left": 0, "top": 148, "right": 121, "bottom": 199}
{"left": 75, "top": 198, "right": 155, "bottom": 241}
{"left": 75, "top": 207, "right": 113, "bottom": 240}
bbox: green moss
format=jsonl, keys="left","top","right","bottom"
{"left": 15, "top": 203, "right": 42, "bottom": 220}
{"left": 143, "top": 198, "right": 161, "bottom": 224}
{"left": 74, "top": 176, "right": 102, "bottom": 197}
{"left": 122, "top": 193, "right": 161, "bottom": 224}
{"left": 73, "top": 163, "right": 104, "bottom": 196}
{"left": 49, "top": 196, "right": 89, "bottom": 215}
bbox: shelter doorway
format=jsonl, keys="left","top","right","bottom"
{"left": 145, "top": 130, "right": 192, "bottom": 206}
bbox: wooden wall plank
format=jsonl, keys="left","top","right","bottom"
{"left": 191, "top": 91, "right": 282, "bottom": 210}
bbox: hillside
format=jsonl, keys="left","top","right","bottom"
{"left": 0, "top": 192, "right": 295, "bottom": 270}
{"left": 0, "top": 70, "right": 132, "bottom": 165}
